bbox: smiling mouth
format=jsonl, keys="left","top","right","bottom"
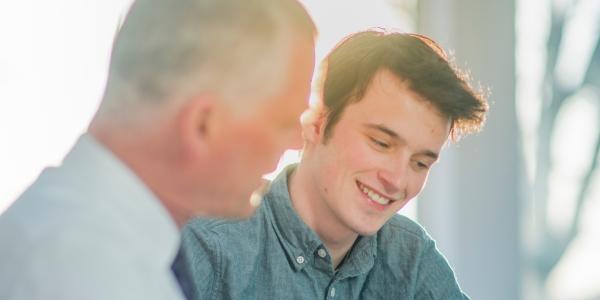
{"left": 356, "top": 180, "right": 396, "bottom": 206}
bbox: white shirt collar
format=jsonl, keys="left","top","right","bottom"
{"left": 60, "top": 133, "right": 180, "bottom": 266}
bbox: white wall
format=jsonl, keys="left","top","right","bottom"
{"left": 417, "top": 0, "right": 522, "bottom": 299}
{"left": 0, "top": 0, "right": 132, "bottom": 211}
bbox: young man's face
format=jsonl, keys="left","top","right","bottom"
{"left": 305, "top": 69, "right": 450, "bottom": 235}
{"left": 203, "top": 36, "right": 315, "bottom": 218}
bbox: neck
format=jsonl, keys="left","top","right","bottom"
{"left": 89, "top": 118, "right": 190, "bottom": 228}
{"left": 289, "top": 163, "right": 358, "bottom": 268}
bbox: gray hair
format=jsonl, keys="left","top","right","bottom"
{"left": 98, "top": 0, "right": 316, "bottom": 117}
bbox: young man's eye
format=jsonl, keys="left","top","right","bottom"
{"left": 414, "top": 160, "right": 431, "bottom": 171}
{"left": 368, "top": 137, "right": 390, "bottom": 149}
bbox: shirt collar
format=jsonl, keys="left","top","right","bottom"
{"left": 60, "top": 133, "right": 180, "bottom": 267}
{"left": 264, "top": 164, "right": 377, "bottom": 275}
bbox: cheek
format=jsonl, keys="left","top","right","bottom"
{"left": 238, "top": 126, "right": 284, "bottom": 172}
{"left": 211, "top": 128, "right": 269, "bottom": 174}
{"left": 407, "top": 173, "right": 429, "bottom": 200}
{"left": 319, "top": 142, "right": 372, "bottom": 196}
{"left": 340, "top": 140, "right": 390, "bottom": 175}
{"left": 331, "top": 132, "right": 374, "bottom": 164}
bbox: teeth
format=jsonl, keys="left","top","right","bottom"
{"left": 371, "top": 194, "right": 389, "bottom": 205}
{"left": 359, "top": 182, "right": 391, "bottom": 205}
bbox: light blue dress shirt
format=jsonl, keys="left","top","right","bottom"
{"left": 0, "top": 134, "right": 184, "bottom": 300}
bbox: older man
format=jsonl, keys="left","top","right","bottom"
{"left": 0, "top": 0, "right": 316, "bottom": 299}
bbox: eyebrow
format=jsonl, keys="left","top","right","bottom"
{"left": 364, "top": 123, "right": 440, "bottom": 160}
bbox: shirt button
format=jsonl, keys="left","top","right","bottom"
{"left": 317, "top": 248, "right": 327, "bottom": 258}
{"left": 330, "top": 287, "right": 336, "bottom": 297}
{"left": 296, "top": 256, "right": 305, "bottom": 264}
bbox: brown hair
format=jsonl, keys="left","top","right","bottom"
{"left": 318, "top": 29, "right": 488, "bottom": 141}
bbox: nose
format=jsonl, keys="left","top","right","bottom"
{"left": 376, "top": 160, "right": 409, "bottom": 199}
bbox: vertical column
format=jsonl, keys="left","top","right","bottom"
{"left": 417, "top": 1, "right": 522, "bottom": 299}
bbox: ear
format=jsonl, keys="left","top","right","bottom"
{"left": 300, "top": 106, "right": 326, "bottom": 144}
{"left": 177, "top": 95, "right": 216, "bottom": 157}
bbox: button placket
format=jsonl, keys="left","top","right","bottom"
{"left": 317, "top": 248, "right": 327, "bottom": 258}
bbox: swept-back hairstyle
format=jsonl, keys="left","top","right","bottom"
{"left": 319, "top": 30, "right": 488, "bottom": 141}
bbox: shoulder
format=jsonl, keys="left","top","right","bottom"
{"left": 178, "top": 203, "right": 271, "bottom": 299}
{"left": 377, "top": 216, "right": 468, "bottom": 299}
{"left": 181, "top": 203, "right": 268, "bottom": 258}
{"left": 378, "top": 214, "right": 432, "bottom": 244}
{"left": 0, "top": 178, "right": 114, "bottom": 256}
{"left": 373, "top": 214, "right": 437, "bottom": 268}
{"left": 184, "top": 200, "right": 268, "bottom": 237}
{"left": 0, "top": 173, "right": 146, "bottom": 270}
{"left": 0, "top": 218, "right": 159, "bottom": 299}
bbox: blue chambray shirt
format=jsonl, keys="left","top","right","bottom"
{"left": 176, "top": 165, "right": 469, "bottom": 300}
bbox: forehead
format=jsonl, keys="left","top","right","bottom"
{"left": 338, "top": 69, "right": 450, "bottom": 145}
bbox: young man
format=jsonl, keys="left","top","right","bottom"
{"left": 0, "top": 0, "right": 316, "bottom": 299}
{"left": 176, "top": 30, "right": 488, "bottom": 299}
